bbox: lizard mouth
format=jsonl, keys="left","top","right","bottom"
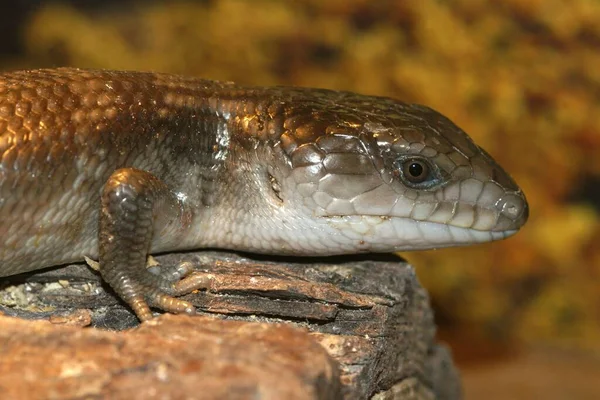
{"left": 322, "top": 215, "right": 517, "bottom": 252}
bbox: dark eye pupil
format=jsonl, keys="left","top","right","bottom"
{"left": 401, "top": 159, "right": 430, "bottom": 184}
{"left": 408, "top": 162, "right": 423, "bottom": 177}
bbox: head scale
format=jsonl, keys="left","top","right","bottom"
{"left": 265, "top": 90, "right": 528, "bottom": 253}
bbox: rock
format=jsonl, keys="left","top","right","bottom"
{"left": 0, "top": 251, "right": 462, "bottom": 399}
{"left": 0, "top": 314, "right": 340, "bottom": 400}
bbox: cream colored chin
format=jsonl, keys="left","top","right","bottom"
{"left": 325, "top": 215, "right": 514, "bottom": 252}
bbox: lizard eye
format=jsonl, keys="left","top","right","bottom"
{"left": 403, "top": 159, "right": 429, "bottom": 183}
{"left": 394, "top": 156, "right": 442, "bottom": 189}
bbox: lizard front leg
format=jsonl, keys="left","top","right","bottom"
{"left": 99, "top": 168, "right": 208, "bottom": 321}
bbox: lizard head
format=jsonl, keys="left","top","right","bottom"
{"left": 263, "top": 90, "right": 529, "bottom": 253}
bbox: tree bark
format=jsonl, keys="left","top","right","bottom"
{"left": 0, "top": 251, "right": 462, "bottom": 399}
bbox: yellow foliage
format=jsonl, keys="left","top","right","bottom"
{"left": 5, "top": 0, "right": 600, "bottom": 352}
{"left": 530, "top": 205, "right": 597, "bottom": 266}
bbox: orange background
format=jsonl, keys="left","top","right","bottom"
{"left": 2, "top": 1, "right": 599, "bottom": 397}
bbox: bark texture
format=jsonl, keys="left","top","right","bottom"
{"left": 0, "top": 251, "right": 461, "bottom": 399}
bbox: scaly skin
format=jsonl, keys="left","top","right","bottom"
{"left": 0, "top": 68, "right": 528, "bottom": 320}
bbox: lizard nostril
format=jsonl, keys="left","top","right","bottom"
{"left": 497, "top": 192, "right": 528, "bottom": 224}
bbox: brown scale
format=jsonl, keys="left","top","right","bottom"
{"left": 0, "top": 68, "right": 528, "bottom": 321}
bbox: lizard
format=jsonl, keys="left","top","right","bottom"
{"left": 0, "top": 68, "right": 528, "bottom": 321}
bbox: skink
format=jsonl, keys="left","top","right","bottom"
{"left": 0, "top": 68, "right": 528, "bottom": 321}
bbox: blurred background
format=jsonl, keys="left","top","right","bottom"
{"left": 1, "top": 0, "right": 598, "bottom": 398}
